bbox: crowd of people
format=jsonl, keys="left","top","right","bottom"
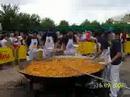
{"left": 0, "top": 31, "right": 129, "bottom": 58}
{"left": 0, "top": 31, "right": 79, "bottom": 60}
{"left": 0, "top": 30, "right": 130, "bottom": 97}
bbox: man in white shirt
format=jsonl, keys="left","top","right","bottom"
{"left": 1, "top": 35, "right": 8, "bottom": 47}
{"left": 9, "top": 33, "right": 14, "bottom": 43}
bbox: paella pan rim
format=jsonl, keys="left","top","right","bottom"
{"left": 19, "top": 70, "right": 103, "bottom": 79}
{"left": 19, "top": 56, "right": 104, "bottom": 79}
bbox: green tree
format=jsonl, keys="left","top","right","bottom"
{"left": 105, "top": 18, "right": 113, "bottom": 24}
{"left": 57, "top": 20, "right": 69, "bottom": 33}
{"left": 59, "top": 20, "right": 69, "bottom": 27}
{"left": 121, "top": 14, "right": 130, "bottom": 23}
{"left": 0, "top": 4, "right": 41, "bottom": 32}
{"left": 0, "top": 4, "right": 19, "bottom": 31}
{"left": 30, "top": 14, "right": 40, "bottom": 31}
{"left": 40, "top": 18, "right": 55, "bottom": 31}
{"left": 80, "top": 19, "right": 90, "bottom": 26}
{"left": 17, "top": 13, "right": 41, "bottom": 32}
{"left": 17, "top": 13, "right": 31, "bottom": 32}
{"left": 91, "top": 20, "right": 100, "bottom": 25}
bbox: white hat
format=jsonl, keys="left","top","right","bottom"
{"left": 18, "top": 36, "right": 23, "bottom": 40}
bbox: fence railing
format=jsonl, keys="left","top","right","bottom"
{"left": 0, "top": 45, "right": 27, "bottom": 65}
{"left": 0, "top": 41, "right": 130, "bottom": 65}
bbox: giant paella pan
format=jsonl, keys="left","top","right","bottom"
{"left": 19, "top": 56, "right": 106, "bottom": 97}
{"left": 19, "top": 56, "right": 105, "bottom": 81}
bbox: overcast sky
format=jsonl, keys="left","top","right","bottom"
{"left": 0, "top": 0, "right": 130, "bottom": 24}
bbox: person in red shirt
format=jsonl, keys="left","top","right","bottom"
{"left": 86, "top": 31, "right": 91, "bottom": 41}
{"left": 121, "top": 32, "right": 127, "bottom": 43}
{"left": 13, "top": 34, "right": 20, "bottom": 49}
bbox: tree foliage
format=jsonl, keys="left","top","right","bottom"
{"left": 0, "top": 4, "right": 41, "bottom": 32}
{"left": 0, "top": 4, "right": 19, "bottom": 31}
{"left": 59, "top": 20, "right": 69, "bottom": 27}
{"left": 80, "top": 19, "right": 90, "bottom": 26}
{"left": 57, "top": 20, "right": 69, "bottom": 33}
{"left": 40, "top": 18, "right": 55, "bottom": 31}
{"left": 1, "top": 4, "right": 130, "bottom": 33}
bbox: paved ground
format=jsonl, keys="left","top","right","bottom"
{"left": 0, "top": 56, "right": 130, "bottom": 97}
{"left": 0, "top": 67, "right": 30, "bottom": 97}
{"left": 120, "top": 55, "right": 130, "bottom": 97}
